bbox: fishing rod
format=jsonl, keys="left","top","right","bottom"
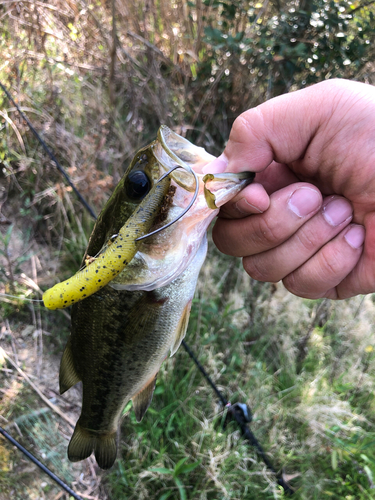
{"left": 0, "top": 426, "right": 83, "bottom": 500}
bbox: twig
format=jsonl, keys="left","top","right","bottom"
{"left": 116, "top": 43, "right": 145, "bottom": 72}
{"left": 0, "top": 348, "right": 76, "bottom": 428}
{"left": 18, "top": 272, "right": 43, "bottom": 294}
{"left": 127, "top": 30, "right": 184, "bottom": 74}
{"left": 5, "top": 319, "right": 18, "bottom": 365}
{"left": 8, "top": 14, "right": 64, "bottom": 40}
{"left": 191, "top": 67, "right": 225, "bottom": 127}
{"left": 9, "top": 407, "right": 50, "bottom": 427}
{"left": 0, "top": 110, "right": 26, "bottom": 153}
{"left": 80, "top": 0, "right": 111, "bottom": 50}
{"left": 296, "top": 299, "right": 329, "bottom": 370}
{"left": 31, "top": 255, "right": 43, "bottom": 378}
{"left": 109, "top": 0, "right": 117, "bottom": 106}
{"left": 349, "top": 0, "right": 375, "bottom": 14}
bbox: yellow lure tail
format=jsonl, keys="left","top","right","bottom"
{"left": 43, "top": 178, "right": 170, "bottom": 310}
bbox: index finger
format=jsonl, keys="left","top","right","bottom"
{"left": 202, "top": 79, "right": 359, "bottom": 175}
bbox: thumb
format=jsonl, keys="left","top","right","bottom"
{"left": 203, "top": 79, "right": 351, "bottom": 175}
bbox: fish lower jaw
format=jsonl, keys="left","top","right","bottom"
{"left": 110, "top": 222, "right": 211, "bottom": 292}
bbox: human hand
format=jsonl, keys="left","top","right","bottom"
{"left": 204, "top": 79, "right": 375, "bottom": 299}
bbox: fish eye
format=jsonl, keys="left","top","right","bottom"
{"left": 126, "top": 170, "right": 151, "bottom": 200}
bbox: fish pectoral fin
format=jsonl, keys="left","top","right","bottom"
{"left": 132, "top": 374, "right": 158, "bottom": 423}
{"left": 170, "top": 302, "right": 192, "bottom": 357}
{"left": 59, "top": 337, "right": 81, "bottom": 394}
{"left": 68, "top": 420, "right": 118, "bottom": 470}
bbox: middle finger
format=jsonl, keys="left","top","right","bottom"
{"left": 213, "top": 183, "right": 323, "bottom": 257}
{"left": 243, "top": 195, "right": 353, "bottom": 283}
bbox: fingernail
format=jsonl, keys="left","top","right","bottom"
{"left": 344, "top": 225, "right": 365, "bottom": 249}
{"left": 235, "top": 198, "right": 263, "bottom": 214}
{"left": 202, "top": 153, "right": 228, "bottom": 174}
{"left": 323, "top": 197, "right": 353, "bottom": 226}
{"left": 288, "top": 187, "right": 321, "bottom": 217}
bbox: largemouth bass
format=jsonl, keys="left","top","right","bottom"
{"left": 44, "top": 126, "right": 254, "bottom": 469}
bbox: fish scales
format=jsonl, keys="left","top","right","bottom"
{"left": 50, "top": 126, "right": 255, "bottom": 469}
{"left": 70, "top": 246, "right": 203, "bottom": 425}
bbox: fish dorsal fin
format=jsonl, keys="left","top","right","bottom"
{"left": 132, "top": 374, "right": 158, "bottom": 422}
{"left": 59, "top": 337, "right": 81, "bottom": 394}
{"left": 170, "top": 302, "right": 192, "bottom": 357}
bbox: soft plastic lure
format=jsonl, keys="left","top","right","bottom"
{"left": 43, "top": 178, "right": 170, "bottom": 310}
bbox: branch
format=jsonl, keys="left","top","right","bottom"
{"left": 349, "top": 0, "right": 375, "bottom": 14}
{"left": 1, "top": 348, "right": 76, "bottom": 428}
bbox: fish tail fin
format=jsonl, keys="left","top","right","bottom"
{"left": 68, "top": 420, "right": 118, "bottom": 469}
{"left": 94, "top": 432, "right": 118, "bottom": 470}
{"left": 68, "top": 421, "right": 95, "bottom": 463}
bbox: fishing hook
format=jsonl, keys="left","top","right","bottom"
{"left": 135, "top": 165, "right": 199, "bottom": 241}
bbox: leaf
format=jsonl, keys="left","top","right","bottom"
{"left": 190, "top": 63, "right": 197, "bottom": 79}
{"left": 331, "top": 449, "right": 337, "bottom": 470}
{"left": 177, "top": 460, "right": 201, "bottom": 475}
{"left": 149, "top": 467, "right": 173, "bottom": 475}
{"left": 174, "top": 476, "right": 187, "bottom": 500}
{"left": 166, "top": 413, "right": 176, "bottom": 435}
{"left": 364, "top": 465, "right": 374, "bottom": 485}
{"left": 174, "top": 457, "right": 188, "bottom": 476}
{"left": 117, "top": 461, "right": 128, "bottom": 486}
{"left": 0, "top": 223, "right": 14, "bottom": 247}
{"left": 360, "top": 454, "right": 375, "bottom": 466}
{"left": 159, "top": 493, "right": 173, "bottom": 500}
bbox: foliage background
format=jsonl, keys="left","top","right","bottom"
{"left": 1, "top": 0, "right": 375, "bottom": 499}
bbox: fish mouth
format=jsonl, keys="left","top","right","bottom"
{"left": 109, "top": 127, "right": 255, "bottom": 293}
{"left": 202, "top": 172, "right": 255, "bottom": 209}
{"left": 132, "top": 126, "right": 254, "bottom": 242}
{"left": 153, "top": 126, "right": 255, "bottom": 211}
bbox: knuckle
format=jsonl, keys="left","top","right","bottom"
{"left": 212, "top": 231, "right": 232, "bottom": 256}
{"left": 254, "top": 216, "right": 284, "bottom": 248}
{"left": 282, "top": 272, "right": 303, "bottom": 297}
{"left": 319, "top": 246, "right": 343, "bottom": 278}
{"left": 283, "top": 273, "right": 315, "bottom": 299}
{"left": 231, "top": 113, "right": 253, "bottom": 139}
{"left": 243, "top": 256, "right": 271, "bottom": 282}
{"left": 230, "top": 108, "right": 265, "bottom": 142}
{"left": 282, "top": 245, "right": 344, "bottom": 299}
{"left": 295, "top": 226, "right": 318, "bottom": 253}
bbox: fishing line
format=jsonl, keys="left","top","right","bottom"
{"left": 0, "top": 293, "right": 44, "bottom": 303}
{"left": 0, "top": 426, "right": 83, "bottom": 500}
{"left": 181, "top": 340, "right": 294, "bottom": 495}
{"left": 1, "top": 83, "right": 294, "bottom": 495}
{"left": 136, "top": 165, "right": 199, "bottom": 241}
